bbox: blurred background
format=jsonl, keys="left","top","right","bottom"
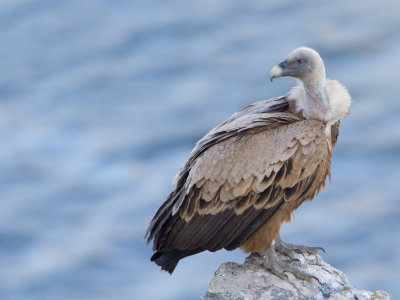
{"left": 0, "top": 0, "right": 399, "bottom": 299}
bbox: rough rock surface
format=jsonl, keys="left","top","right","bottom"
{"left": 202, "top": 252, "right": 392, "bottom": 300}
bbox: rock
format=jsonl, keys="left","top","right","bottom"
{"left": 202, "top": 252, "right": 392, "bottom": 300}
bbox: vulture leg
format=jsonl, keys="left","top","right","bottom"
{"left": 275, "top": 235, "right": 326, "bottom": 257}
{"left": 248, "top": 242, "right": 320, "bottom": 282}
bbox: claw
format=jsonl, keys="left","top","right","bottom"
{"left": 255, "top": 243, "right": 319, "bottom": 282}
{"left": 275, "top": 235, "right": 326, "bottom": 256}
{"left": 287, "top": 257, "right": 300, "bottom": 264}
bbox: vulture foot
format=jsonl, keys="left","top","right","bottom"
{"left": 249, "top": 242, "right": 320, "bottom": 282}
{"left": 275, "top": 235, "right": 326, "bottom": 257}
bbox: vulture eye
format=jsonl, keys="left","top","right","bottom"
{"left": 297, "top": 59, "right": 303, "bottom": 64}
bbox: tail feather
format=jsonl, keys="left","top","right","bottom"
{"left": 151, "top": 248, "right": 204, "bottom": 274}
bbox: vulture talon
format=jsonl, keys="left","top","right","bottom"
{"left": 275, "top": 235, "right": 326, "bottom": 257}
{"left": 258, "top": 243, "right": 319, "bottom": 282}
{"left": 287, "top": 257, "right": 301, "bottom": 264}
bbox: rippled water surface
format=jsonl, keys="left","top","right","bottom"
{"left": 0, "top": 1, "right": 399, "bottom": 299}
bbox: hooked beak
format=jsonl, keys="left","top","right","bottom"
{"left": 269, "top": 60, "right": 288, "bottom": 82}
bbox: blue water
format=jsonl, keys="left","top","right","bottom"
{"left": 0, "top": 1, "right": 399, "bottom": 299}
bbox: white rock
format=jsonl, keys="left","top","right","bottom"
{"left": 202, "top": 252, "right": 392, "bottom": 300}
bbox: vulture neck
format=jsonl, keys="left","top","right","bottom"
{"left": 301, "top": 76, "right": 331, "bottom": 122}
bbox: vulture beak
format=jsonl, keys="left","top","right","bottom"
{"left": 269, "top": 60, "right": 288, "bottom": 82}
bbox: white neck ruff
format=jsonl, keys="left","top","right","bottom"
{"left": 288, "top": 79, "right": 351, "bottom": 123}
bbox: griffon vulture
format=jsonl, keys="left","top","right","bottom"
{"left": 145, "top": 47, "right": 351, "bottom": 280}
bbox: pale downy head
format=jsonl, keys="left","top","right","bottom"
{"left": 269, "top": 47, "right": 326, "bottom": 83}
{"left": 269, "top": 47, "right": 351, "bottom": 123}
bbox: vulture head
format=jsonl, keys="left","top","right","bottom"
{"left": 268, "top": 46, "right": 350, "bottom": 123}
{"left": 269, "top": 47, "right": 325, "bottom": 83}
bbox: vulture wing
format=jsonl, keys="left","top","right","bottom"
{"left": 145, "top": 96, "right": 337, "bottom": 273}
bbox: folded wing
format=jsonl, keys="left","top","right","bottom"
{"left": 145, "top": 96, "right": 336, "bottom": 273}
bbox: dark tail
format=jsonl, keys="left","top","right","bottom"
{"left": 151, "top": 248, "right": 204, "bottom": 274}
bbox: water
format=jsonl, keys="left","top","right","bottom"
{"left": 0, "top": 1, "right": 399, "bottom": 299}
